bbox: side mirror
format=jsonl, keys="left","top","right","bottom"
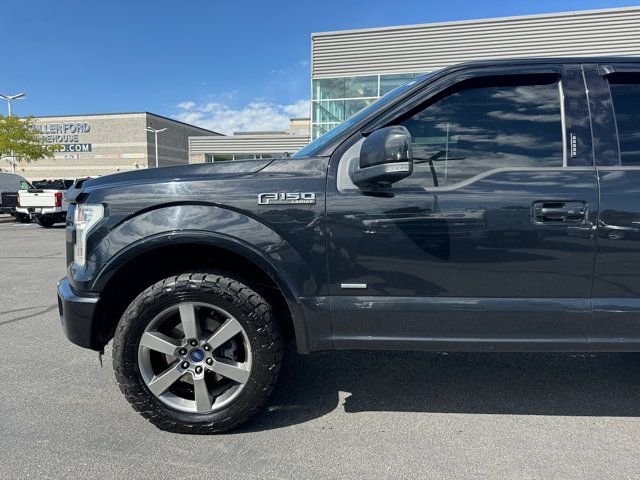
{"left": 351, "top": 126, "right": 413, "bottom": 190}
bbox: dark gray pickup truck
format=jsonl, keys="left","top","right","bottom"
{"left": 58, "top": 57, "right": 640, "bottom": 433}
{"left": 0, "top": 173, "right": 32, "bottom": 222}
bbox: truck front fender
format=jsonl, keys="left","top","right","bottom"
{"left": 87, "top": 203, "right": 328, "bottom": 352}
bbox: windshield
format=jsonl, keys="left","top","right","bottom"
{"left": 293, "top": 75, "right": 429, "bottom": 158}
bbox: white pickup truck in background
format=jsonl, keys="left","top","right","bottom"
{"left": 16, "top": 178, "right": 95, "bottom": 228}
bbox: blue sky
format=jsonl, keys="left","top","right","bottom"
{"left": 4, "top": 0, "right": 639, "bottom": 133}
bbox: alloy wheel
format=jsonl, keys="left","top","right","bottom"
{"left": 137, "top": 301, "right": 252, "bottom": 413}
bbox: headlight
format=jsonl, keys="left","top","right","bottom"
{"left": 73, "top": 203, "right": 104, "bottom": 267}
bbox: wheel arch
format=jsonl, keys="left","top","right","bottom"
{"left": 92, "top": 232, "right": 310, "bottom": 353}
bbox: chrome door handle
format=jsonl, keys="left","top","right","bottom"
{"left": 533, "top": 201, "right": 587, "bottom": 223}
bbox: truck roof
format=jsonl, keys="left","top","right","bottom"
{"left": 450, "top": 56, "right": 640, "bottom": 70}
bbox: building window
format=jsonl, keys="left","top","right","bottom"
{"left": 205, "top": 153, "right": 233, "bottom": 162}
{"left": 380, "top": 73, "right": 421, "bottom": 95}
{"left": 313, "top": 76, "right": 378, "bottom": 100}
{"left": 311, "top": 73, "right": 423, "bottom": 139}
{"left": 203, "top": 153, "right": 282, "bottom": 162}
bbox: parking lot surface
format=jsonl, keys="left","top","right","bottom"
{"left": 1, "top": 215, "right": 640, "bottom": 479}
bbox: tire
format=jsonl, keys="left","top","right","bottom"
{"left": 112, "top": 272, "right": 282, "bottom": 434}
{"left": 35, "top": 216, "right": 55, "bottom": 228}
{"left": 13, "top": 212, "right": 31, "bottom": 223}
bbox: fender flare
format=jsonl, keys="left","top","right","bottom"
{"left": 92, "top": 230, "right": 310, "bottom": 352}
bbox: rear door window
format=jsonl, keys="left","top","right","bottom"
{"left": 608, "top": 74, "right": 640, "bottom": 166}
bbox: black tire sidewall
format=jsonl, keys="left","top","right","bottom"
{"left": 113, "top": 273, "right": 282, "bottom": 433}
{"left": 15, "top": 213, "right": 30, "bottom": 223}
{"left": 36, "top": 217, "right": 54, "bottom": 228}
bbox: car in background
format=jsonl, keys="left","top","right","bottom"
{"left": 0, "top": 172, "right": 33, "bottom": 223}
{"left": 16, "top": 179, "right": 75, "bottom": 227}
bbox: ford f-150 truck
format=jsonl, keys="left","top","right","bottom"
{"left": 58, "top": 58, "right": 640, "bottom": 433}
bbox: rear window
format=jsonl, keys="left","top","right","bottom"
{"left": 608, "top": 73, "right": 640, "bottom": 166}
{"left": 31, "top": 179, "right": 72, "bottom": 190}
{"left": 0, "top": 175, "right": 21, "bottom": 192}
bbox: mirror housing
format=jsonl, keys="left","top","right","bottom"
{"left": 351, "top": 126, "right": 413, "bottom": 189}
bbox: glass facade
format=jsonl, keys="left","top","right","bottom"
{"left": 204, "top": 153, "right": 279, "bottom": 162}
{"left": 311, "top": 72, "right": 422, "bottom": 139}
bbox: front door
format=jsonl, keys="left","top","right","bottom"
{"left": 326, "top": 64, "right": 598, "bottom": 351}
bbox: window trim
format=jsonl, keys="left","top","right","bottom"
{"left": 608, "top": 80, "right": 623, "bottom": 166}
{"left": 599, "top": 64, "right": 640, "bottom": 76}
{"left": 602, "top": 70, "right": 640, "bottom": 168}
{"left": 559, "top": 79, "right": 568, "bottom": 167}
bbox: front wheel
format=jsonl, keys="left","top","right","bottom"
{"left": 112, "top": 272, "right": 282, "bottom": 433}
{"left": 35, "top": 216, "right": 55, "bottom": 228}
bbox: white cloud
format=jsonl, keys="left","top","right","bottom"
{"left": 174, "top": 99, "right": 310, "bottom": 134}
{"left": 283, "top": 99, "right": 310, "bottom": 118}
{"left": 176, "top": 101, "right": 196, "bottom": 110}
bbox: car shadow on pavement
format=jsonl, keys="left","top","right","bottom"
{"left": 241, "top": 348, "right": 640, "bottom": 432}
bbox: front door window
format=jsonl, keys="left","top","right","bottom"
{"left": 397, "top": 75, "right": 564, "bottom": 188}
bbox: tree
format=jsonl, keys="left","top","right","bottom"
{"left": 0, "top": 114, "right": 57, "bottom": 173}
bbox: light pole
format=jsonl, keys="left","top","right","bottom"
{"left": 0, "top": 93, "right": 26, "bottom": 173}
{"left": 0, "top": 92, "right": 26, "bottom": 115}
{"left": 146, "top": 126, "right": 167, "bottom": 168}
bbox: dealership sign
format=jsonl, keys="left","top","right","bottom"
{"left": 35, "top": 122, "right": 91, "bottom": 141}
{"left": 59, "top": 143, "right": 92, "bottom": 152}
{"left": 34, "top": 122, "right": 92, "bottom": 152}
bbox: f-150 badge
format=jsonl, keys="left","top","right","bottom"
{"left": 258, "top": 192, "right": 316, "bottom": 205}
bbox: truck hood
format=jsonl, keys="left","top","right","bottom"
{"left": 82, "top": 158, "right": 274, "bottom": 191}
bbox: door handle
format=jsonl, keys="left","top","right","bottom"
{"left": 540, "top": 206, "right": 582, "bottom": 219}
{"left": 532, "top": 201, "right": 587, "bottom": 224}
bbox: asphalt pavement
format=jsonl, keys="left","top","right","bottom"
{"left": 1, "top": 214, "right": 639, "bottom": 479}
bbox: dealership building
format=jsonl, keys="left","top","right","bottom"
{"left": 309, "top": 6, "right": 640, "bottom": 139}
{"left": 13, "top": 112, "right": 219, "bottom": 180}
